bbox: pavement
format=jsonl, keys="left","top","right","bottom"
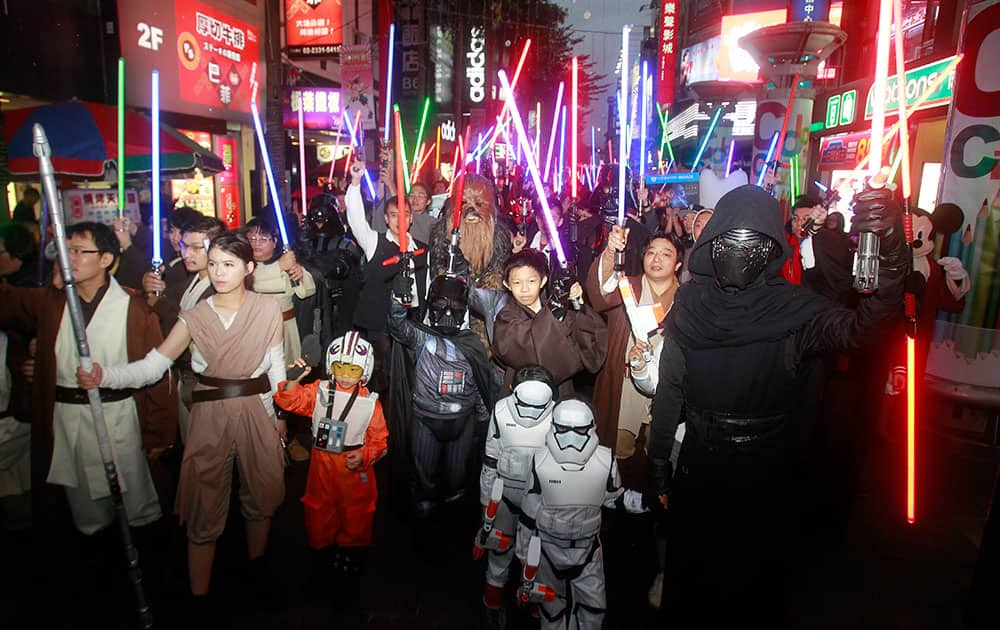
{"left": 3, "top": 392, "right": 996, "bottom": 630}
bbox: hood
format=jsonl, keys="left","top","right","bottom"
{"left": 687, "top": 184, "right": 790, "bottom": 285}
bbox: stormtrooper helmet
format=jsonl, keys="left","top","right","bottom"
{"left": 546, "top": 399, "right": 599, "bottom": 467}
{"left": 325, "top": 331, "right": 374, "bottom": 384}
{"left": 508, "top": 381, "right": 555, "bottom": 428}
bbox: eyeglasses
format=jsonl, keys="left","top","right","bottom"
{"left": 68, "top": 247, "right": 100, "bottom": 257}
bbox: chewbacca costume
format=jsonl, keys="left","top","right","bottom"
{"left": 428, "top": 174, "right": 512, "bottom": 291}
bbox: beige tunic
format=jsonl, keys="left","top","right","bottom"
{"left": 176, "top": 291, "right": 285, "bottom": 543}
{"left": 252, "top": 259, "right": 315, "bottom": 362}
{"left": 49, "top": 278, "right": 162, "bottom": 533}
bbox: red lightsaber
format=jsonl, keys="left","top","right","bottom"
{"left": 893, "top": 0, "right": 916, "bottom": 525}
{"left": 382, "top": 107, "right": 424, "bottom": 294}
{"left": 765, "top": 72, "right": 800, "bottom": 195}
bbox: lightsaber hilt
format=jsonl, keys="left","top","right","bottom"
{"left": 852, "top": 175, "right": 889, "bottom": 294}
{"left": 150, "top": 261, "right": 163, "bottom": 297}
{"left": 569, "top": 201, "right": 579, "bottom": 244}
{"left": 447, "top": 228, "right": 461, "bottom": 276}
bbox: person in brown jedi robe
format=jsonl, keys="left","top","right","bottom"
{"left": 492, "top": 249, "right": 607, "bottom": 395}
{"left": 78, "top": 231, "right": 287, "bottom": 608}
{"left": 585, "top": 227, "right": 683, "bottom": 466}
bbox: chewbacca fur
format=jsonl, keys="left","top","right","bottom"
{"left": 429, "top": 174, "right": 512, "bottom": 290}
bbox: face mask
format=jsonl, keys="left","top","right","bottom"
{"left": 511, "top": 380, "right": 553, "bottom": 423}
{"left": 710, "top": 229, "right": 777, "bottom": 291}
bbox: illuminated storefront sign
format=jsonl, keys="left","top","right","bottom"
{"left": 282, "top": 87, "right": 342, "bottom": 129}
{"left": 117, "top": 0, "right": 263, "bottom": 120}
{"left": 657, "top": 1, "right": 678, "bottom": 106}
{"left": 285, "top": 0, "right": 342, "bottom": 57}
{"left": 864, "top": 56, "right": 958, "bottom": 119}
{"left": 466, "top": 26, "right": 486, "bottom": 104}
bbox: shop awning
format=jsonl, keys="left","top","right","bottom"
{"left": 2, "top": 99, "right": 225, "bottom": 180}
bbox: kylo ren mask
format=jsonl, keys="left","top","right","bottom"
{"left": 427, "top": 274, "right": 469, "bottom": 335}
{"left": 710, "top": 228, "right": 779, "bottom": 291}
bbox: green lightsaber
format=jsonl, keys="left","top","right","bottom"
{"left": 118, "top": 57, "right": 125, "bottom": 218}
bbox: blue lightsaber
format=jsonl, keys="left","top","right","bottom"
{"left": 250, "top": 98, "right": 291, "bottom": 249}
{"left": 342, "top": 109, "right": 377, "bottom": 198}
{"left": 383, "top": 23, "right": 396, "bottom": 144}
{"left": 151, "top": 70, "right": 162, "bottom": 269}
{"left": 690, "top": 107, "right": 722, "bottom": 170}
{"left": 756, "top": 131, "right": 780, "bottom": 188}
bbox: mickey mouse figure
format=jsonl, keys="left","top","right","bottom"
{"left": 888, "top": 202, "right": 970, "bottom": 397}
{"left": 909, "top": 203, "right": 970, "bottom": 330}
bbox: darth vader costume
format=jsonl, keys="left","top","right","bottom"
{"left": 647, "top": 185, "right": 906, "bottom": 625}
{"left": 296, "top": 194, "right": 365, "bottom": 350}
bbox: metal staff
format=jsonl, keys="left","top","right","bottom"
{"left": 34, "top": 123, "right": 153, "bottom": 628}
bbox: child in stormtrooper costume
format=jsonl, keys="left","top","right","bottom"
{"left": 273, "top": 331, "right": 388, "bottom": 600}
{"left": 476, "top": 365, "right": 558, "bottom": 620}
{"left": 516, "top": 398, "right": 646, "bottom": 630}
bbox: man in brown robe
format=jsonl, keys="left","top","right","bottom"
{"left": 585, "top": 227, "right": 683, "bottom": 478}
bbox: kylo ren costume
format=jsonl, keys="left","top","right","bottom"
{"left": 647, "top": 185, "right": 906, "bottom": 625}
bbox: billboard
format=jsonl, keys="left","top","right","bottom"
{"left": 657, "top": 1, "right": 678, "bottom": 107}
{"left": 282, "top": 87, "right": 342, "bottom": 129}
{"left": 718, "top": 9, "right": 786, "bottom": 82}
{"left": 285, "top": 0, "right": 342, "bottom": 57}
{"left": 117, "top": 0, "right": 263, "bottom": 120}
{"left": 680, "top": 36, "right": 722, "bottom": 87}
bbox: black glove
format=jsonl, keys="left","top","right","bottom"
{"left": 392, "top": 270, "right": 415, "bottom": 302}
{"left": 904, "top": 270, "right": 927, "bottom": 297}
{"left": 648, "top": 456, "right": 673, "bottom": 498}
{"left": 851, "top": 187, "right": 907, "bottom": 272}
{"left": 447, "top": 238, "right": 471, "bottom": 278}
{"left": 548, "top": 294, "right": 567, "bottom": 322}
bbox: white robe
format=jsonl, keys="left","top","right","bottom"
{"left": 48, "top": 277, "right": 161, "bottom": 534}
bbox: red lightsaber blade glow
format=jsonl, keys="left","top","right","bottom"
{"left": 767, "top": 71, "right": 800, "bottom": 193}
{"left": 328, "top": 117, "right": 344, "bottom": 185}
{"left": 893, "top": 0, "right": 916, "bottom": 525}
{"left": 543, "top": 82, "right": 565, "bottom": 183}
{"left": 297, "top": 99, "right": 307, "bottom": 215}
{"left": 571, "top": 57, "right": 579, "bottom": 200}
{"left": 870, "top": 0, "right": 893, "bottom": 176}
{"left": 497, "top": 69, "right": 567, "bottom": 268}
{"left": 394, "top": 108, "right": 408, "bottom": 254}
{"left": 486, "top": 39, "right": 532, "bottom": 148}
{"left": 452, "top": 131, "right": 469, "bottom": 232}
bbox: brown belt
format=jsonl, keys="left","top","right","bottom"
{"left": 282, "top": 309, "right": 296, "bottom": 322}
{"left": 54, "top": 386, "right": 135, "bottom": 405}
{"left": 191, "top": 374, "right": 270, "bottom": 403}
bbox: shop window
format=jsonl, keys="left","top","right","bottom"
{"left": 895, "top": 1, "right": 941, "bottom": 63}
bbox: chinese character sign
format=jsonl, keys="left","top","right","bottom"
{"left": 116, "top": 0, "right": 263, "bottom": 120}
{"left": 341, "top": 44, "right": 377, "bottom": 131}
{"left": 789, "top": 0, "right": 830, "bottom": 22}
{"left": 657, "top": 1, "right": 678, "bottom": 108}
{"left": 397, "top": 0, "right": 426, "bottom": 99}
{"left": 285, "top": 0, "right": 343, "bottom": 57}
{"left": 175, "top": 0, "right": 260, "bottom": 114}
{"left": 282, "top": 87, "right": 343, "bottom": 129}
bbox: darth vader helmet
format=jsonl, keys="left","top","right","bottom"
{"left": 427, "top": 274, "right": 469, "bottom": 335}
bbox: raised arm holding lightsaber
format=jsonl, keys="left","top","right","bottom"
{"left": 34, "top": 123, "right": 153, "bottom": 629}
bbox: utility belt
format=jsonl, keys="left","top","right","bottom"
{"left": 191, "top": 374, "right": 269, "bottom": 403}
{"left": 54, "top": 386, "right": 135, "bottom": 405}
{"left": 282, "top": 309, "right": 296, "bottom": 322}
{"left": 684, "top": 405, "right": 790, "bottom": 449}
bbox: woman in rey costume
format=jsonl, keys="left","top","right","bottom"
{"left": 77, "top": 231, "right": 287, "bottom": 604}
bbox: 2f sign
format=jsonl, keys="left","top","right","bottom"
{"left": 137, "top": 22, "right": 164, "bottom": 51}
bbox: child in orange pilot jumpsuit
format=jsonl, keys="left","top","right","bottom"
{"left": 274, "top": 331, "right": 387, "bottom": 602}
